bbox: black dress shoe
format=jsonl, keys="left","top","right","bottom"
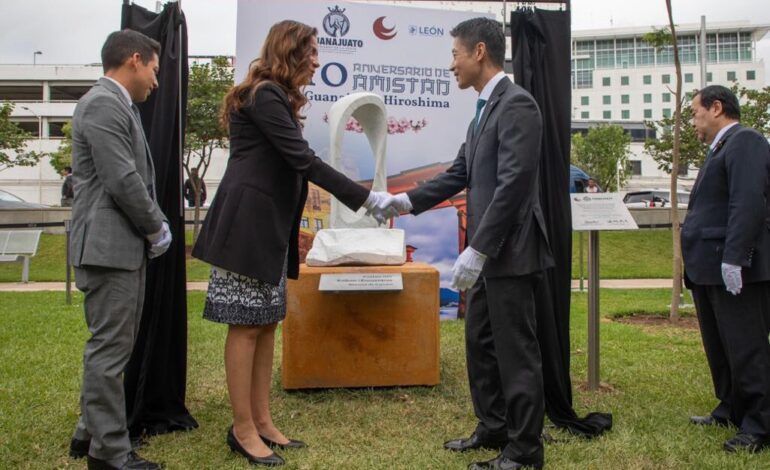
{"left": 87, "top": 451, "right": 161, "bottom": 469}
{"left": 227, "top": 426, "right": 285, "bottom": 466}
{"left": 468, "top": 454, "right": 542, "bottom": 470}
{"left": 259, "top": 434, "right": 307, "bottom": 449}
{"left": 689, "top": 415, "right": 729, "bottom": 427}
{"left": 70, "top": 436, "right": 148, "bottom": 459}
{"left": 444, "top": 432, "right": 507, "bottom": 452}
{"left": 724, "top": 432, "right": 768, "bottom": 453}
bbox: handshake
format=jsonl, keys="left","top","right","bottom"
{"left": 361, "top": 191, "right": 413, "bottom": 226}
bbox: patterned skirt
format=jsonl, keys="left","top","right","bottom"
{"left": 202, "top": 262, "right": 287, "bottom": 326}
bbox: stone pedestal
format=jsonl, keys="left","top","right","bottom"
{"left": 282, "top": 262, "right": 440, "bottom": 389}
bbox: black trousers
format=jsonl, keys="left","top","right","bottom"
{"left": 465, "top": 272, "right": 544, "bottom": 465}
{"left": 692, "top": 281, "right": 770, "bottom": 436}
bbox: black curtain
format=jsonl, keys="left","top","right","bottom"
{"left": 510, "top": 7, "right": 612, "bottom": 438}
{"left": 121, "top": 1, "right": 198, "bottom": 436}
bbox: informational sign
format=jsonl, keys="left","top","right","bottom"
{"left": 319, "top": 273, "right": 403, "bottom": 292}
{"left": 571, "top": 193, "right": 638, "bottom": 231}
{"left": 236, "top": 0, "right": 491, "bottom": 316}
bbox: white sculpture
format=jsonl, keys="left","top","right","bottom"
{"left": 305, "top": 92, "right": 406, "bottom": 267}
{"left": 327, "top": 92, "right": 388, "bottom": 229}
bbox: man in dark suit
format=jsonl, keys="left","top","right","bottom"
{"left": 683, "top": 85, "right": 770, "bottom": 453}
{"left": 68, "top": 30, "right": 171, "bottom": 470}
{"left": 383, "top": 17, "right": 552, "bottom": 469}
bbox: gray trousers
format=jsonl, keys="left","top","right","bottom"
{"left": 72, "top": 261, "right": 146, "bottom": 461}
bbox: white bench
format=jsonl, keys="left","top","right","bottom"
{"left": 0, "top": 230, "right": 42, "bottom": 283}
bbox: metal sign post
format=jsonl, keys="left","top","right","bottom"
{"left": 571, "top": 193, "right": 638, "bottom": 391}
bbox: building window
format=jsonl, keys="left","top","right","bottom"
{"left": 603, "top": 95, "right": 611, "bottom": 105}
{"left": 662, "top": 74, "right": 671, "bottom": 84}
{"left": 602, "top": 77, "right": 611, "bottom": 86}
{"left": 621, "top": 110, "right": 630, "bottom": 120}
{"left": 314, "top": 218, "right": 323, "bottom": 231}
{"left": 573, "top": 56, "right": 594, "bottom": 89}
{"left": 300, "top": 217, "right": 309, "bottom": 228}
{"left": 621, "top": 76, "right": 629, "bottom": 86}
{"left": 727, "top": 71, "right": 737, "bottom": 81}
{"left": 581, "top": 96, "right": 589, "bottom": 106}
{"left": 596, "top": 39, "right": 615, "bottom": 68}
{"left": 662, "top": 93, "right": 671, "bottom": 103}
{"left": 0, "top": 85, "right": 44, "bottom": 101}
{"left": 719, "top": 32, "right": 739, "bottom": 62}
{"left": 630, "top": 160, "right": 642, "bottom": 176}
{"left": 684, "top": 73, "right": 693, "bottom": 83}
{"left": 643, "top": 74, "right": 652, "bottom": 85}
{"left": 616, "top": 38, "right": 635, "bottom": 68}
{"left": 621, "top": 94, "right": 630, "bottom": 104}
{"left": 739, "top": 32, "right": 753, "bottom": 61}
{"left": 707, "top": 72, "right": 713, "bottom": 82}
{"left": 12, "top": 120, "right": 40, "bottom": 137}
{"left": 581, "top": 111, "right": 590, "bottom": 119}
{"left": 678, "top": 165, "right": 688, "bottom": 176}
{"left": 603, "top": 110, "right": 612, "bottom": 119}
{"left": 663, "top": 108, "right": 672, "bottom": 118}
{"left": 48, "top": 121, "right": 67, "bottom": 138}
{"left": 644, "top": 109, "right": 652, "bottom": 119}
{"left": 49, "top": 85, "right": 91, "bottom": 101}
{"left": 706, "top": 33, "right": 718, "bottom": 63}
{"left": 657, "top": 44, "right": 675, "bottom": 65}
{"left": 643, "top": 93, "right": 652, "bottom": 103}
{"left": 637, "top": 40, "right": 655, "bottom": 66}
{"left": 677, "top": 35, "right": 698, "bottom": 64}
{"left": 747, "top": 70, "right": 756, "bottom": 80}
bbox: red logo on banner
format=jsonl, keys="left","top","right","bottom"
{"left": 373, "top": 16, "right": 397, "bottom": 40}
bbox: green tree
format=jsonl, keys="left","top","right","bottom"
{"left": 645, "top": 84, "right": 770, "bottom": 174}
{"left": 185, "top": 56, "right": 233, "bottom": 239}
{"left": 0, "top": 102, "right": 43, "bottom": 172}
{"left": 48, "top": 121, "right": 72, "bottom": 174}
{"left": 570, "top": 124, "right": 631, "bottom": 192}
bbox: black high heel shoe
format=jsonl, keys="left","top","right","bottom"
{"left": 227, "top": 426, "right": 285, "bottom": 466}
{"left": 259, "top": 434, "right": 307, "bottom": 450}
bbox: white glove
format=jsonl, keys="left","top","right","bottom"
{"left": 362, "top": 191, "right": 399, "bottom": 225}
{"left": 147, "top": 221, "right": 172, "bottom": 259}
{"left": 721, "top": 262, "right": 742, "bottom": 296}
{"left": 451, "top": 246, "right": 487, "bottom": 291}
{"left": 389, "top": 193, "right": 413, "bottom": 213}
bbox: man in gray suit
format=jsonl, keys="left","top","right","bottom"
{"left": 68, "top": 30, "right": 171, "bottom": 470}
{"left": 383, "top": 17, "right": 552, "bottom": 470}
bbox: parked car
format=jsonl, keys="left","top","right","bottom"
{"left": 0, "top": 189, "right": 48, "bottom": 209}
{"left": 623, "top": 189, "right": 689, "bottom": 208}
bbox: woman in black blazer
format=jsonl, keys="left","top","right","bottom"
{"left": 192, "top": 20, "right": 392, "bottom": 466}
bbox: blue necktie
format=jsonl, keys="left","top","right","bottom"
{"left": 474, "top": 98, "right": 487, "bottom": 129}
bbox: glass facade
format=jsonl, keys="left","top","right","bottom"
{"left": 570, "top": 28, "right": 756, "bottom": 89}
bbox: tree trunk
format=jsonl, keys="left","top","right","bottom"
{"left": 667, "top": 0, "right": 683, "bottom": 321}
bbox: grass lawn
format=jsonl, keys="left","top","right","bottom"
{"left": 1, "top": 230, "right": 675, "bottom": 283}
{"left": 1, "top": 289, "right": 768, "bottom": 469}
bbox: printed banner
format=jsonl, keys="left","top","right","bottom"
{"left": 236, "top": 0, "right": 492, "bottom": 318}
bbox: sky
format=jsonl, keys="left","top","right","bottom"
{"left": 0, "top": 0, "right": 768, "bottom": 83}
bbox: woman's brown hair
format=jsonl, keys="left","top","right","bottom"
{"left": 221, "top": 20, "right": 317, "bottom": 130}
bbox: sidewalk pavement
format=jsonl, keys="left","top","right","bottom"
{"left": 0, "top": 279, "right": 675, "bottom": 292}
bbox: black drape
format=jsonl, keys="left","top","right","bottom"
{"left": 510, "top": 7, "right": 612, "bottom": 437}
{"left": 121, "top": 2, "right": 198, "bottom": 436}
